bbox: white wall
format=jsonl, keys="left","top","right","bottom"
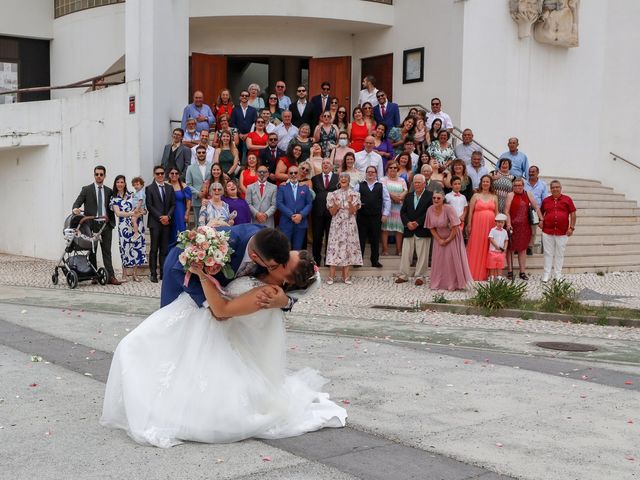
{"left": 352, "top": 0, "right": 465, "bottom": 120}
{"left": 0, "top": 83, "right": 141, "bottom": 264}
{"left": 458, "top": 0, "right": 640, "bottom": 202}
{"left": 0, "top": 0, "right": 53, "bottom": 39}
{"left": 50, "top": 3, "right": 126, "bottom": 97}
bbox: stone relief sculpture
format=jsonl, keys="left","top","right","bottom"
{"left": 534, "top": 0, "right": 579, "bottom": 48}
{"left": 509, "top": 0, "right": 543, "bottom": 39}
{"left": 509, "top": 0, "right": 580, "bottom": 48}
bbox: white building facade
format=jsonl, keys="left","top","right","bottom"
{"left": 0, "top": 0, "right": 638, "bottom": 262}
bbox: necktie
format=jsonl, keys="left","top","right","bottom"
{"left": 324, "top": 174, "right": 329, "bottom": 189}
{"left": 291, "top": 184, "right": 297, "bottom": 200}
{"left": 271, "top": 149, "right": 276, "bottom": 161}
{"left": 158, "top": 184, "right": 164, "bottom": 203}
{"left": 322, "top": 97, "right": 327, "bottom": 111}
{"left": 97, "top": 186, "right": 103, "bottom": 217}
{"left": 454, "top": 193, "right": 461, "bottom": 197}
{"left": 260, "top": 183, "right": 264, "bottom": 196}
{"left": 381, "top": 104, "right": 386, "bottom": 117}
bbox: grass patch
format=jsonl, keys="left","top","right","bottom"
{"left": 432, "top": 293, "right": 449, "bottom": 304}
{"left": 540, "top": 279, "right": 580, "bottom": 313}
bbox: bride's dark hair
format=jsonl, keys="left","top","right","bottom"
{"left": 285, "top": 250, "right": 317, "bottom": 291}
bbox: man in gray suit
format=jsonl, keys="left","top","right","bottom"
{"left": 185, "top": 145, "right": 211, "bottom": 225}
{"left": 161, "top": 128, "right": 191, "bottom": 180}
{"left": 246, "top": 165, "right": 277, "bottom": 228}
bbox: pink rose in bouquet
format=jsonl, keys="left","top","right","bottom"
{"left": 176, "top": 226, "right": 235, "bottom": 287}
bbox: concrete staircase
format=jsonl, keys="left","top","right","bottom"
{"left": 319, "top": 176, "right": 640, "bottom": 277}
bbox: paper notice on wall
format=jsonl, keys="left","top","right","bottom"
{"left": 0, "top": 62, "right": 18, "bottom": 104}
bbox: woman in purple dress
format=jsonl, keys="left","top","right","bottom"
{"left": 222, "top": 179, "right": 251, "bottom": 225}
{"left": 425, "top": 189, "right": 473, "bottom": 291}
{"left": 372, "top": 123, "right": 394, "bottom": 172}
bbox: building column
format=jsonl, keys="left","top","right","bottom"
{"left": 125, "top": 0, "right": 189, "bottom": 180}
{"left": 284, "top": 57, "right": 301, "bottom": 92}
{"left": 268, "top": 57, "right": 284, "bottom": 93}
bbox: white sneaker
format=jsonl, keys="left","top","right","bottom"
{"left": 326, "top": 278, "right": 334, "bottom": 285}
{"left": 541, "top": 276, "right": 549, "bottom": 283}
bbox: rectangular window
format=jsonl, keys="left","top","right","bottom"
{"left": 0, "top": 62, "right": 18, "bottom": 104}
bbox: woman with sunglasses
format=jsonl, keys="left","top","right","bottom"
{"left": 313, "top": 111, "right": 339, "bottom": 158}
{"left": 167, "top": 167, "right": 192, "bottom": 245}
{"left": 265, "top": 93, "right": 283, "bottom": 124}
{"left": 361, "top": 101, "right": 377, "bottom": 134}
{"left": 214, "top": 88, "right": 234, "bottom": 127}
{"left": 198, "top": 182, "right": 234, "bottom": 227}
{"left": 246, "top": 118, "right": 269, "bottom": 157}
{"left": 333, "top": 106, "right": 349, "bottom": 133}
{"left": 348, "top": 107, "right": 368, "bottom": 152}
{"left": 328, "top": 98, "right": 339, "bottom": 122}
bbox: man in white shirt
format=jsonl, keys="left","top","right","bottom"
{"left": 354, "top": 136, "right": 384, "bottom": 179}
{"left": 426, "top": 97, "right": 453, "bottom": 132}
{"left": 467, "top": 151, "right": 489, "bottom": 190}
{"left": 190, "top": 129, "right": 215, "bottom": 164}
{"left": 274, "top": 110, "right": 298, "bottom": 152}
{"left": 454, "top": 128, "right": 483, "bottom": 166}
{"left": 358, "top": 75, "right": 378, "bottom": 107}
{"left": 251, "top": 109, "right": 277, "bottom": 134}
{"left": 354, "top": 166, "right": 391, "bottom": 268}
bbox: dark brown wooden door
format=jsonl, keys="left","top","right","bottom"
{"left": 309, "top": 56, "right": 352, "bottom": 114}
{"left": 361, "top": 53, "right": 393, "bottom": 101}
{"left": 190, "top": 53, "right": 227, "bottom": 107}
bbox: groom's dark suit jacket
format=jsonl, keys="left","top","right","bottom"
{"left": 161, "top": 224, "right": 265, "bottom": 307}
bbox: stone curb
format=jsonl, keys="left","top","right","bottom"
{"left": 415, "top": 303, "right": 640, "bottom": 328}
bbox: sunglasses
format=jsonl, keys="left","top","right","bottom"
{"left": 322, "top": 87, "right": 330, "bottom": 91}
{"left": 155, "top": 172, "right": 165, "bottom": 176}
{"left": 289, "top": 171, "right": 299, "bottom": 175}
{"left": 276, "top": 85, "right": 285, "bottom": 88}
{"left": 269, "top": 97, "right": 277, "bottom": 100}
{"left": 297, "top": 89, "right": 306, "bottom": 93}
{"left": 212, "top": 188, "right": 223, "bottom": 192}
{"left": 377, "top": 95, "right": 385, "bottom": 98}
{"left": 240, "top": 94, "right": 248, "bottom": 97}
{"left": 258, "top": 170, "right": 269, "bottom": 174}
{"left": 94, "top": 173, "right": 104, "bottom": 177}
{"left": 338, "top": 111, "right": 346, "bottom": 114}
{"left": 300, "top": 167, "right": 310, "bottom": 172}
{"left": 256, "top": 120, "right": 265, "bottom": 124}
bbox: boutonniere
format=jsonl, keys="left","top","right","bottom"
{"left": 300, "top": 190, "right": 306, "bottom": 195}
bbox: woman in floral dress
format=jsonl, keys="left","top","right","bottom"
{"left": 492, "top": 158, "right": 515, "bottom": 213}
{"left": 380, "top": 160, "right": 407, "bottom": 256}
{"left": 110, "top": 175, "right": 146, "bottom": 282}
{"left": 325, "top": 173, "right": 363, "bottom": 285}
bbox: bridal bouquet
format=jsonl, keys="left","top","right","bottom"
{"left": 176, "top": 226, "right": 235, "bottom": 288}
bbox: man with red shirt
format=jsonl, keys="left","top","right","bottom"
{"left": 540, "top": 180, "right": 576, "bottom": 282}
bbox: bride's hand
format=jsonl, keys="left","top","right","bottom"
{"left": 255, "top": 285, "right": 288, "bottom": 309}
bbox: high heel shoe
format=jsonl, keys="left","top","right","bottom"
{"left": 519, "top": 272, "right": 529, "bottom": 281}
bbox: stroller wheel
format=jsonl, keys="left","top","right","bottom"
{"left": 52, "top": 272, "right": 59, "bottom": 285}
{"left": 66, "top": 270, "right": 78, "bottom": 289}
{"left": 97, "top": 267, "right": 108, "bottom": 286}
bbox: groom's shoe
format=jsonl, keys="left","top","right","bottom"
{"left": 150, "top": 274, "right": 158, "bottom": 283}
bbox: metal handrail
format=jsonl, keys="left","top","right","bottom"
{"left": 398, "top": 103, "right": 498, "bottom": 168}
{"left": 1, "top": 69, "right": 126, "bottom": 96}
{"left": 610, "top": 152, "right": 640, "bottom": 171}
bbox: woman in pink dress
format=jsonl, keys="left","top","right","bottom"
{"left": 466, "top": 175, "right": 499, "bottom": 281}
{"left": 425, "top": 190, "right": 473, "bottom": 291}
{"left": 348, "top": 107, "right": 368, "bottom": 152}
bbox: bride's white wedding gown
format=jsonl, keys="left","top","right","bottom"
{"left": 100, "top": 277, "right": 346, "bottom": 448}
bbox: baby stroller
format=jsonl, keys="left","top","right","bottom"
{"left": 52, "top": 213, "right": 110, "bottom": 289}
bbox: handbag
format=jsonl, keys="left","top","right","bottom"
{"left": 528, "top": 205, "right": 540, "bottom": 225}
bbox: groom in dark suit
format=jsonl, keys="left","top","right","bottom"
{"left": 147, "top": 165, "right": 176, "bottom": 283}
{"left": 72, "top": 165, "right": 121, "bottom": 285}
{"left": 161, "top": 225, "right": 294, "bottom": 309}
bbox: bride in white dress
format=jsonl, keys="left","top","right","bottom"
{"left": 100, "top": 251, "right": 346, "bottom": 448}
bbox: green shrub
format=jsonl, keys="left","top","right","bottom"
{"left": 541, "top": 279, "right": 579, "bottom": 312}
{"left": 471, "top": 278, "right": 527, "bottom": 311}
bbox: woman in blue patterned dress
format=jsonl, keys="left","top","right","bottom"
{"left": 380, "top": 160, "right": 407, "bottom": 256}
{"left": 167, "top": 167, "right": 192, "bottom": 246}
{"left": 110, "top": 175, "right": 146, "bottom": 282}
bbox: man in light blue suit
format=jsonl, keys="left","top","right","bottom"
{"left": 276, "top": 165, "right": 313, "bottom": 250}
{"left": 185, "top": 145, "right": 211, "bottom": 223}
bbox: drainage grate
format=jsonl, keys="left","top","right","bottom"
{"left": 535, "top": 342, "right": 598, "bottom": 352}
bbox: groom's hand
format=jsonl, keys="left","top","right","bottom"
{"left": 255, "top": 285, "right": 288, "bottom": 309}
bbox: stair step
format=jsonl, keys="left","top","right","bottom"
{"left": 563, "top": 244, "right": 640, "bottom": 255}
{"left": 568, "top": 235, "right": 640, "bottom": 244}
{"left": 571, "top": 222, "right": 640, "bottom": 232}
{"left": 569, "top": 192, "right": 626, "bottom": 201}
{"left": 540, "top": 177, "right": 603, "bottom": 187}
{"left": 576, "top": 208, "right": 639, "bottom": 217}
{"left": 573, "top": 200, "right": 638, "bottom": 209}
{"left": 556, "top": 186, "right": 615, "bottom": 195}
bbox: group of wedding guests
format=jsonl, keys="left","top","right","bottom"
{"left": 77, "top": 78, "right": 575, "bottom": 289}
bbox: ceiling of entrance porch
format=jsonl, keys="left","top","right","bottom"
{"left": 189, "top": 1, "right": 393, "bottom": 33}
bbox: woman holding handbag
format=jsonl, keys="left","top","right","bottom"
{"left": 504, "top": 177, "right": 543, "bottom": 280}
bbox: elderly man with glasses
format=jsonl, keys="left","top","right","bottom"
{"left": 246, "top": 167, "right": 278, "bottom": 228}
{"left": 274, "top": 80, "right": 291, "bottom": 111}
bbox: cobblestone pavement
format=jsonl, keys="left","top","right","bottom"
{"left": 2, "top": 253, "right": 639, "bottom": 341}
